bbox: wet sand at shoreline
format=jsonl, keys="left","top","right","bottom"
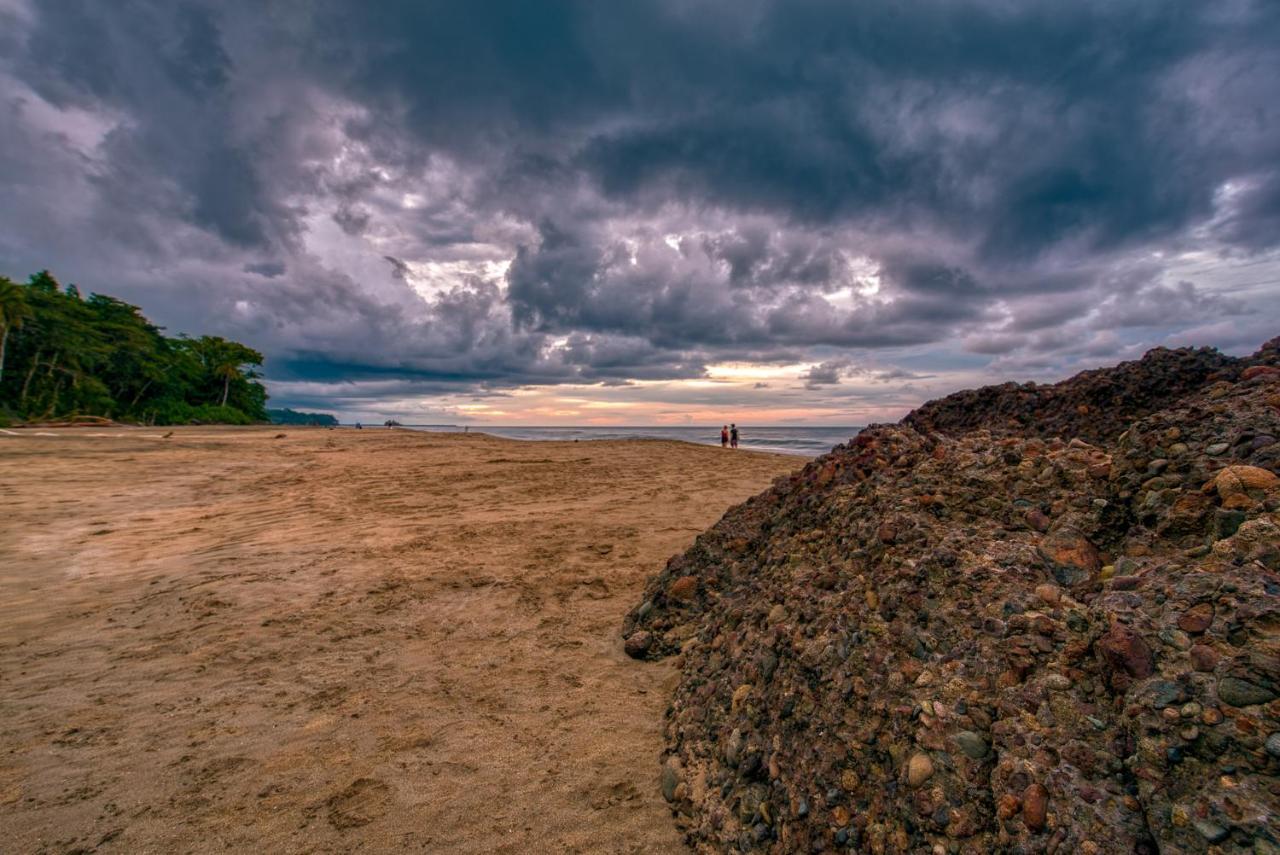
{"left": 0, "top": 426, "right": 800, "bottom": 853}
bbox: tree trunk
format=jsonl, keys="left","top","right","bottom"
{"left": 40, "top": 375, "right": 60, "bottom": 419}
{"left": 45, "top": 356, "right": 60, "bottom": 416}
{"left": 20, "top": 349, "right": 41, "bottom": 405}
{"left": 221, "top": 373, "right": 230, "bottom": 407}
{"left": 129, "top": 378, "right": 153, "bottom": 409}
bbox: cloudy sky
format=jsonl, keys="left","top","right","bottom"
{"left": 2, "top": 0, "right": 1278, "bottom": 425}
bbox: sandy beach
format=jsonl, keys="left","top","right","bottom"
{"left": 0, "top": 427, "right": 800, "bottom": 853}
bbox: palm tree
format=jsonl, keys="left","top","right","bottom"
{"left": 189, "top": 336, "right": 263, "bottom": 409}
{"left": 215, "top": 359, "right": 239, "bottom": 407}
{"left": 0, "top": 277, "right": 34, "bottom": 386}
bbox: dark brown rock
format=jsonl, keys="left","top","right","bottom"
{"left": 1022, "top": 783, "right": 1049, "bottom": 832}
{"left": 623, "top": 630, "right": 653, "bottom": 659}
{"left": 1037, "top": 527, "right": 1101, "bottom": 587}
{"left": 1189, "top": 644, "right": 1220, "bottom": 672}
{"left": 667, "top": 576, "right": 698, "bottom": 601}
{"left": 1025, "top": 508, "right": 1050, "bottom": 532}
{"left": 1177, "top": 603, "right": 1214, "bottom": 634}
{"left": 1096, "top": 622, "right": 1154, "bottom": 682}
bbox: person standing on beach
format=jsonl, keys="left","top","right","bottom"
{"left": 730, "top": 424, "right": 739, "bottom": 448}
{"left": 721, "top": 425, "right": 729, "bottom": 447}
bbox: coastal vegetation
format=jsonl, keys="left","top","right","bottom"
{"left": 268, "top": 408, "right": 338, "bottom": 426}
{"left": 0, "top": 271, "right": 267, "bottom": 426}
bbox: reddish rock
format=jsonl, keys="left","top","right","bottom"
{"left": 1241, "top": 365, "right": 1280, "bottom": 381}
{"left": 623, "top": 630, "right": 654, "bottom": 659}
{"left": 1177, "top": 603, "right": 1214, "bottom": 634}
{"left": 1189, "top": 644, "right": 1220, "bottom": 672}
{"left": 1022, "top": 783, "right": 1049, "bottom": 832}
{"left": 1206, "top": 465, "right": 1280, "bottom": 498}
{"left": 1160, "top": 492, "right": 1212, "bottom": 535}
{"left": 1035, "top": 583, "right": 1062, "bottom": 605}
{"left": 667, "top": 576, "right": 699, "bottom": 601}
{"left": 1036, "top": 527, "right": 1102, "bottom": 586}
{"left": 877, "top": 522, "right": 897, "bottom": 544}
{"left": 1025, "top": 508, "right": 1050, "bottom": 532}
{"left": 1096, "top": 622, "right": 1154, "bottom": 682}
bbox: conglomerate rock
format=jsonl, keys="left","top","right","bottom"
{"left": 623, "top": 339, "right": 1280, "bottom": 854}
{"left": 902, "top": 345, "right": 1246, "bottom": 444}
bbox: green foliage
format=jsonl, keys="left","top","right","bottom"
{"left": 268, "top": 408, "right": 339, "bottom": 426}
{"left": 0, "top": 270, "right": 269, "bottom": 425}
{"left": 147, "top": 402, "right": 257, "bottom": 425}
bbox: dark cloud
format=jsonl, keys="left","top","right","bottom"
{"left": 804, "top": 360, "right": 852, "bottom": 389}
{"left": 1, "top": 0, "right": 1278, "bottom": 416}
{"left": 1101, "top": 279, "right": 1243, "bottom": 328}
{"left": 1215, "top": 172, "right": 1280, "bottom": 251}
{"left": 243, "top": 261, "right": 285, "bottom": 278}
{"left": 383, "top": 256, "right": 411, "bottom": 282}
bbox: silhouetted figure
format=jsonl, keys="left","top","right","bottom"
{"left": 730, "top": 424, "right": 739, "bottom": 448}
{"left": 720, "top": 424, "right": 729, "bottom": 448}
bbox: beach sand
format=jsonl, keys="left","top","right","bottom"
{"left": 0, "top": 426, "right": 799, "bottom": 853}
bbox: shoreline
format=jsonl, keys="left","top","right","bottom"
{"left": 0, "top": 422, "right": 826, "bottom": 457}
{"left": 461, "top": 430, "right": 817, "bottom": 457}
{"left": 395, "top": 425, "right": 842, "bottom": 458}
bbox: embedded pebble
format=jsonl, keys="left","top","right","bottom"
{"left": 907, "top": 753, "right": 933, "bottom": 787}
{"left": 1217, "top": 677, "right": 1277, "bottom": 707}
{"left": 955, "top": 731, "right": 989, "bottom": 760}
{"left": 1022, "top": 783, "right": 1048, "bottom": 832}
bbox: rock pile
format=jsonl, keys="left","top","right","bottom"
{"left": 624, "top": 338, "right": 1280, "bottom": 853}
{"left": 903, "top": 345, "right": 1246, "bottom": 444}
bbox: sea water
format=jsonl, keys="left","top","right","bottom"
{"left": 397, "top": 424, "right": 862, "bottom": 457}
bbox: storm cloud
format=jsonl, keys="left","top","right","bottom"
{"left": 1, "top": 0, "right": 1277, "bottom": 421}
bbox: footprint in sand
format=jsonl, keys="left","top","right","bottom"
{"left": 589, "top": 781, "right": 641, "bottom": 810}
{"left": 327, "top": 778, "right": 391, "bottom": 830}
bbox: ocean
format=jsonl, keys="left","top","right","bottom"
{"left": 398, "top": 424, "right": 862, "bottom": 457}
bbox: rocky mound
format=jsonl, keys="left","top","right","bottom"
{"left": 623, "top": 340, "right": 1280, "bottom": 853}
{"left": 903, "top": 346, "right": 1246, "bottom": 445}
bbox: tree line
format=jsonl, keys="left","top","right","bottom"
{"left": 0, "top": 270, "right": 267, "bottom": 426}
{"left": 267, "top": 408, "right": 338, "bottom": 426}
